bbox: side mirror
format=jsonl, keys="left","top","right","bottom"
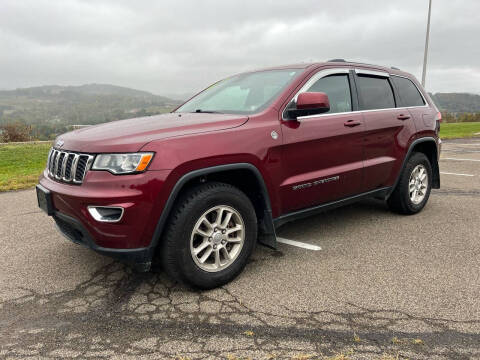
{"left": 286, "top": 92, "right": 330, "bottom": 119}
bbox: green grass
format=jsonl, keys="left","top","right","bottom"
{"left": 0, "top": 143, "right": 51, "bottom": 191}
{"left": 440, "top": 122, "right": 480, "bottom": 139}
{"left": 0, "top": 122, "right": 479, "bottom": 192}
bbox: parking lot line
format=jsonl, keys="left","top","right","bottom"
{"left": 440, "top": 172, "right": 475, "bottom": 177}
{"left": 276, "top": 237, "right": 322, "bottom": 251}
{"left": 441, "top": 157, "right": 480, "bottom": 162}
{"left": 443, "top": 149, "right": 480, "bottom": 153}
{"left": 447, "top": 143, "right": 480, "bottom": 146}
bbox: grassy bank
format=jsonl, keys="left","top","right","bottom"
{"left": 0, "top": 143, "right": 51, "bottom": 191}
{"left": 439, "top": 122, "right": 480, "bottom": 139}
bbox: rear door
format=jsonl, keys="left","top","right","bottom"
{"left": 390, "top": 75, "right": 433, "bottom": 135}
{"left": 354, "top": 69, "right": 417, "bottom": 192}
{"left": 279, "top": 68, "right": 365, "bottom": 213}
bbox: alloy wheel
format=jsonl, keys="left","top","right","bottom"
{"left": 409, "top": 164, "right": 428, "bottom": 205}
{"left": 190, "top": 205, "right": 245, "bottom": 272}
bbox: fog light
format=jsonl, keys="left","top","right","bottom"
{"left": 88, "top": 206, "right": 124, "bottom": 223}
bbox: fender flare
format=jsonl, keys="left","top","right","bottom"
{"left": 147, "top": 163, "right": 277, "bottom": 257}
{"left": 387, "top": 136, "right": 440, "bottom": 198}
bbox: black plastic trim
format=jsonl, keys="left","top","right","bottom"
{"left": 36, "top": 184, "right": 54, "bottom": 216}
{"left": 348, "top": 70, "right": 359, "bottom": 111}
{"left": 273, "top": 187, "right": 391, "bottom": 229}
{"left": 54, "top": 211, "right": 151, "bottom": 271}
{"left": 388, "top": 77, "right": 401, "bottom": 108}
{"left": 387, "top": 136, "right": 440, "bottom": 198}
{"left": 149, "top": 163, "right": 277, "bottom": 253}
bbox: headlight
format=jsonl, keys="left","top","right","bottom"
{"left": 92, "top": 152, "right": 154, "bottom": 174}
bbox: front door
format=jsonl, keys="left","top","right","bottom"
{"left": 279, "top": 68, "right": 365, "bottom": 214}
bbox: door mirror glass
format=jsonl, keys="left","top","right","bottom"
{"left": 287, "top": 92, "right": 330, "bottom": 119}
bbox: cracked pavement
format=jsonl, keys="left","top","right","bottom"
{"left": 1, "top": 139, "right": 479, "bottom": 359}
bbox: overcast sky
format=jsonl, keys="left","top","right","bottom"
{"left": 1, "top": 0, "right": 479, "bottom": 97}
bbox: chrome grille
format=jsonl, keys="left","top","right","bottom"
{"left": 47, "top": 148, "right": 94, "bottom": 184}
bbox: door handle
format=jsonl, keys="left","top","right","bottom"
{"left": 397, "top": 114, "right": 411, "bottom": 120}
{"left": 344, "top": 120, "right": 361, "bottom": 127}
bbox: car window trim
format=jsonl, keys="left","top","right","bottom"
{"left": 295, "top": 105, "right": 428, "bottom": 120}
{"left": 354, "top": 69, "right": 390, "bottom": 78}
{"left": 281, "top": 67, "right": 352, "bottom": 120}
{"left": 355, "top": 72, "right": 397, "bottom": 111}
{"left": 282, "top": 68, "right": 429, "bottom": 121}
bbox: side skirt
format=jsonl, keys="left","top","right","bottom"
{"left": 273, "top": 187, "right": 391, "bottom": 229}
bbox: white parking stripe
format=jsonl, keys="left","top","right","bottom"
{"left": 446, "top": 143, "right": 480, "bottom": 146}
{"left": 277, "top": 237, "right": 322, "bottom": 251}
{"left": 440, "top": 172, "right": 475, "bottom": 177}
{"left": 441, "top": 157, "right": 480, "bottom": 162}
{"left": 443, "top": 150, "right": 480, "bottom": 153}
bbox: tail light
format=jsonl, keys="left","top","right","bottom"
{"left": 435, "top": 111, "right": 442, "bottom": 135}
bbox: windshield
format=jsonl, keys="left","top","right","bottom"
{"left": 176, "top": 69, "right": 302, "bottom": 115}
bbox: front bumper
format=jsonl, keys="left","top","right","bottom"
{"left": 54, "top": 211, "right": 151, "bottom": 270}
{"left": 38, "top": 168, "right": 171, "bottom": 267}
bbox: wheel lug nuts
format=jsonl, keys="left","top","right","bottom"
{"left": 221, "top": 240, "right": 226, "bottom": 244}
{"left": 222, "top": 230, "right": 226, "bottom": 234}
{"left": 208, "top": 237, "right": 212, "bottom": 241}
{"left": 213, "top": 245, "right": 217, "bottom": 249}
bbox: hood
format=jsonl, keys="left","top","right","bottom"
{"left": 56, "top": 112, "right": 248, "bottom": 153}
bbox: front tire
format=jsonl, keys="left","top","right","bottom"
{"left": 160, "top": 182, "right": 257, "bottom": 289}
{"left": 387, "top": 152, "right": 432, "bottom": 215}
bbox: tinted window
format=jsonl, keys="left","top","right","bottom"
{"left": 357, "top": 75, "right": 395, "bottom": 110}
{"left": 392, "top": 76, "right": 425, "bottom": 107}
{"left": 305, "top": 74, "right": 352, "bottom": 113}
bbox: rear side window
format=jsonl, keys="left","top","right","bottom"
{"left": 356, "top": 75, "right": 395, "bottom": 110}
{"left": 305, "top": 74, "right": 352, "bottom": 113}
{"left": 392, "top": 76, "right": 425, "bottom": 107}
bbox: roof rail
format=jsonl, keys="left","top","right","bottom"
{"left": 327, "top": 58, "right": 346, "bottom": 62}
{"left": 391, "top": 66, "right": 400, "bottom": 70}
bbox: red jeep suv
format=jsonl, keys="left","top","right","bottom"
{"left": 37, "top": 60, "right": 441, "bottom": 289}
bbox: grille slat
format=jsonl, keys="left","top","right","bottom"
{"left": 75, "top": 156, "right": 89, "bottom": 182}
{"left": 63, "top": 154, "right": 75, "bottom": 181}
{"left": 49, "top": 150, "right": 58, "bottom": 176}
{"left": 46, "top": 148, "right": 93, "bottom": 185}
{"left": 55, "top": 152, "right": 66, "bottom": 179}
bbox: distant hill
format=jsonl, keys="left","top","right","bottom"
{"left": 430, "top": 93, "right": 480, "bottom": 114}
{"left": 0, "top": 84, "right": 181, "bottom": 139}
{"left": 0, "top": 84, "right": 479, "bottom": 140}
{"left": 0, "top": 83, "right": 170, "bottom": 100}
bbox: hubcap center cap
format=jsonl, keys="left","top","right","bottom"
{"left": 212, "top": 232, "right": 223, "bottom": 245}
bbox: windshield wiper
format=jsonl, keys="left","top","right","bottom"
{"left": 193, "top": 109, "right": 222, "bottom": 114}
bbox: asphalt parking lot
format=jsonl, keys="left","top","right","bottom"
{"left": 1, "top": 139, "right": 479, "bottom": 359}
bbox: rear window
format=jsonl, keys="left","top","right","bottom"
{"left": 357, "top": 75, "right": 395, "bottom": 110}
{"left": 392, "top": 76, "right": 425, "bottom": 107}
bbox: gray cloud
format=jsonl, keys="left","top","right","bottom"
{"left": 0, "top": 0, "right": 479, "bottom": 96}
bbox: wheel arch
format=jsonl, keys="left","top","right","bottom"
{"left": 148, "top": 163, "right": 277, "bottom": 258}
{"left": 388, "top": 137, "right": 440, "bottom": 199}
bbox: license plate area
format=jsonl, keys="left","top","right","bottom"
{"left": 36, "top": 184, "right": 54, "bottom": 216}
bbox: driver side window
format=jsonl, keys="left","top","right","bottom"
{"left": 306, "top": 74, "right": 352, "bottom": 114}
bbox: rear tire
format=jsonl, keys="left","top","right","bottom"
{"left": 387, "top": 152, "right": 432, "bottom": 215}
{"left": 159, "top": 182, "right": 257, "bottom": 289}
